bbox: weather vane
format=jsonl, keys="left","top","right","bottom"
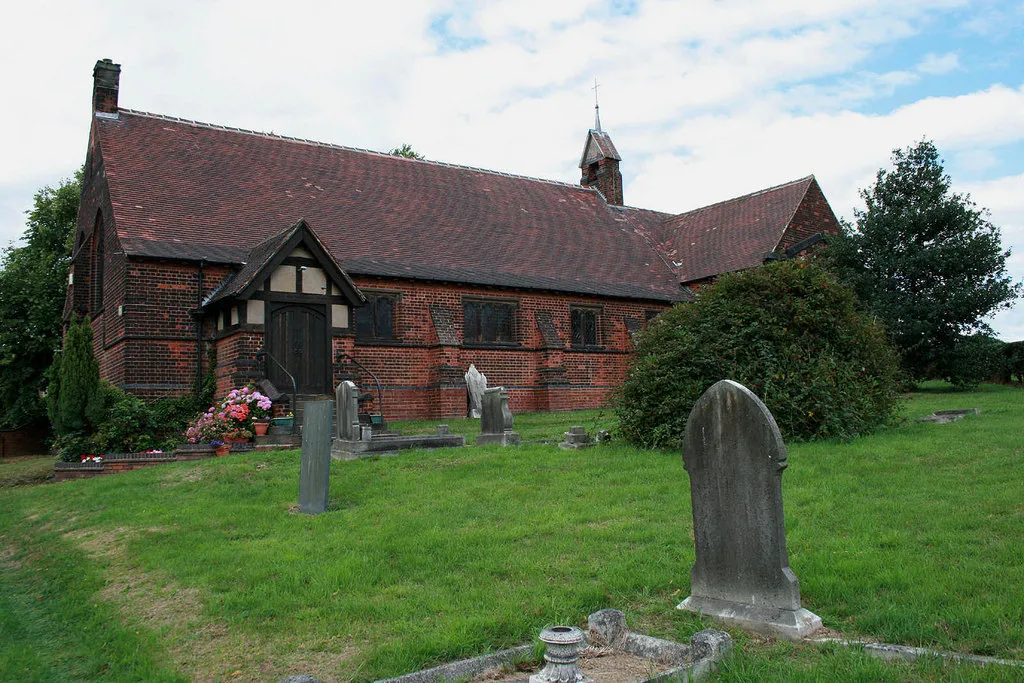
{"left": 592, "top": 78, "right": 602, "bottom": 132}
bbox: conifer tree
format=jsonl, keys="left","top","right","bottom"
{"left": 53, "top": 315, "right": 100, "bottom": 435}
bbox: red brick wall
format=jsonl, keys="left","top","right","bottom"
{"left": 337, "top": 276, "right": 670, "bottom": 420}
{"left": 87, "top": 258, "right": 675, "bottom": 418}
{"left": 779, "top": 179, "right": 842, "bottom": 251}
{"left": 0, "top": 424, "right": 48, "bottom": 458}
{"left": 91, "top": 258, "right": 231, "bottom": 400}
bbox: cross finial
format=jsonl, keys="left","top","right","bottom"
{"left": 592, "top": 78, "right": 602, "bottom": 132}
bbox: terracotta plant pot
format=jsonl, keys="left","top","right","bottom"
{"left": 215, "top": 444, "right": 230, "bottom": 457}
{"left": 254, "top": 421, "right": 270, "bottom": 436}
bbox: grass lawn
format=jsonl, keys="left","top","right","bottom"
{"left": 0, "top": 385, "right": 1021, "bottom": 681}
{"left": 0, "top": 456, "right": 54, "bottom": 488}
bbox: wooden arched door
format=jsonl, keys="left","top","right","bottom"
{"left": 267, "top": 303, "right": 329, "bottom": 394}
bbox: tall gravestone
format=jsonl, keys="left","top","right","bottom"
{"left": 298, "top": 400, "right": 333, "bottom": 514}
{"left": 678, "top": 380, "right": 821, "bottom": 640}
{"left": 477, "top": 386, "right": 520, "bottom": 446}
{"left": 335, "top": 380, "right": 360, "bottom": 441}
{"left": 465, "top": 364, "right": 487, "bottom": 418}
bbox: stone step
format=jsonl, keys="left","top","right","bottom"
{"left": 255, "top": 434, "right": 301, "bottom": 447}
{"left": 255, "top": 442, "right": 300, "bottom": 452}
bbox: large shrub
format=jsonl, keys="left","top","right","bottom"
{"left": 941, "top": 334, "right": 1007, "bottom": 390}
{"left": 618, "top": 260, "right": 901, "bottom": 448}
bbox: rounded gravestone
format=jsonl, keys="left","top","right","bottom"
{"left": 678, "top": 379, "right": 821, "bottom": 640}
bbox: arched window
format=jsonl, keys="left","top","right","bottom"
{"left": 90, "top": 213, "right": 104, "bottom": 311}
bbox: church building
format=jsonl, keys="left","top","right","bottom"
{"left": 65, "top": 59, "right": 841, "bottom": 420}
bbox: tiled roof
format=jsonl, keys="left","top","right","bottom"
{"left": 205, "top": 222, "right": 296, "bottom": 305}
{"left": 97, "top": 110, "right": 686, "bottom": 302}
{"left": 655, "top": 176, "right": 816, "bottom": 283}
{"left": 579, "top": 129, "right": 622, "bottom": 167}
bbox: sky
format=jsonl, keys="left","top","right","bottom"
{"left": 2, "top": 0, "right": 1022, "bottom": 338}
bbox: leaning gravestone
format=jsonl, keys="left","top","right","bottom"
{"left": 298, "top": 400, "right": 333, "bottom": 515}
{"left": 465, "top": 364, "right": 487, "bottom": 418}
{"left": 678, "top": 379, "right": 821, "bottom": 640}
{"left": 335, "top": 380, "right": 360, "bottom": 441}
{"left": 477, "top": 387, "right": 520, "bottom": 446}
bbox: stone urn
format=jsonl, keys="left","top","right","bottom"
{"left": 530, "top": 626, "right": 591, "bottom": 683}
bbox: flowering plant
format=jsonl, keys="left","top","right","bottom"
{"left": 185, "top": 386, "right": 272, "bottom": 443}
{"left": 226, "top": 386, "right": 273, "bottom": 421}
{"left": 186, "top": 410, "right": 231, "bottom": 443}
{"left": 80, "top": 454, "right": 103, "bottom": 463}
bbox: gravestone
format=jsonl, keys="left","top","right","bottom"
{"left": 678, "top": 379, "right": 821, "bottom": 640}
{"left": 298, "top": 400, "right": 333, "bottom": 515}
{"left": 465, "top": 364, "right": 487, "bottom": 418}
{"left": 335, "top": 380, "right": 360, "bottom": 441}
{"left": 477, "top": 387, "right": 520, "bottom": 446}
{"left": 558, "top": 426, "right": 594, "bottom": 450}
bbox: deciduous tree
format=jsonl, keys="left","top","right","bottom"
{"left": 388, "top": 143, "right": 424, "bottom": 160}
{"left": 0, "top": 172, "right": 80, "bottom": 427}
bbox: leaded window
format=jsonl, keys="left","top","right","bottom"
{"left": 355, "top": 294, "right": 396, "bottom": 339}
{"left": 463, "top": 300, "right": 516, "bottom": 344}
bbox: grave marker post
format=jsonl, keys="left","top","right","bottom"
{"left": 298, "top": 400, "right": 333, "bottom": 514}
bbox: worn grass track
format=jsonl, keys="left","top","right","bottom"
{"left": 0, "top": 386, "right": 1020, "bottom": 681}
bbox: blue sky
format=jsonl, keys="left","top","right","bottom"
{"left": 2, "top": 0, "right": 1022, "bottom": 337}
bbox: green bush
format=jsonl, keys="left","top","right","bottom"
{"left": 93, "top": 387, "right": 157, "bottom": 454}
{"left": 53, "top": 431, "right": 99, "bottom": 462}
{"left": 90, "top": 385, "right": 202, "bottom": 454}
{"left": 150, "top": 395, "right": 203, "bottom": 446}
{"left": 942, "top": 334, "right": 1007, "bottom": 390}
{"left": 617, "top": 260, "right": 901, "bottom": 448}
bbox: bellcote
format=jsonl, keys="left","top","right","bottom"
{"left": 579, "top": 128, "right": 624, "bottom": 206}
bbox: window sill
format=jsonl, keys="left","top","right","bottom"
{"left": 569, "top": 345, "right": 606, "bottom": 352}
{"left": 354, "top": 337, "right": 405, "bottom": 347}
{"left": 461, "top": 342, "right": 522, "bottom": 350}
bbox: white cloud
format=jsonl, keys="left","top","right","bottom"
{"left": 917, "top": 52, "right": 960, "bottom": 75}
{"left": 0, "top": 0, "right": 1020, "bottom": 336}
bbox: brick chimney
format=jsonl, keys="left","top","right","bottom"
{"left": 92, "top": 59, "right": 121, "bottom": 114}
{"left": 579, "top": 128, "right": 624, "bottom": 206}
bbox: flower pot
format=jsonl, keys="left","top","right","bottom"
{"left": 224, "top": 434, "right": 251, "bottom": 444}
{"left": 254, "top": 421, "right": 270, "bottom": 436}
{"left": 215, "top": 444, "right": 230, "bottom": 457}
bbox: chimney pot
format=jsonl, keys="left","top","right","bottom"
{"left": 92, "top": 59, "right": 121, "bottom": 114}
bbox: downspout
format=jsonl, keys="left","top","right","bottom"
{"left": 196, "top": 259, "right": 206, "bottom": 399}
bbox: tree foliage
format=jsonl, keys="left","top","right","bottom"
{"left": 0, "top": 171, "right": 81, "bottom": 427}
{"left": 617, "top": 260, "right": 901, "bottom": 449}
{"left": 388, "top": 143, "right": 424, "bottom": 160}
{"left": 825, "top": 140, "right": 1019, "bottom": 380}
